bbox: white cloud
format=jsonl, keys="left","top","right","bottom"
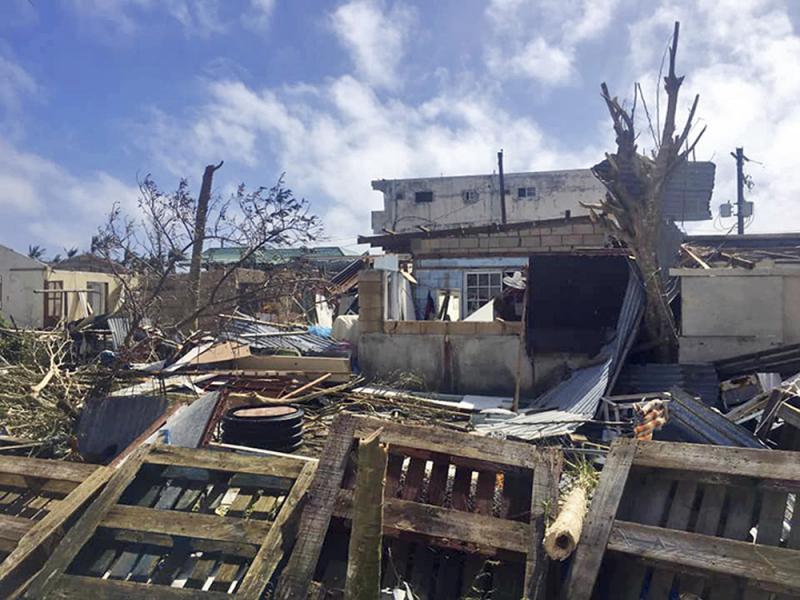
{"left": 623, "top": 0, "right": 800, "bottom": 233}
{"left": 329, "top": 0, "right": 414, "bottom": 89}
{"left": 139, "top": 75, "right": 599, "bottom": 245}
{"left": 69, "top": 0, "right": 226, "bottom": 37}
{"left": 0, "top": 140, "right": 140, "bottom": 252}
{"left": 0, "top": 53, "right": 38, "bottom": 137}
{"left": 243, "top": 0, "right": 276, "bottom": 30}
{"left": 485, "top": 0, "right": 620, "bottom": 86}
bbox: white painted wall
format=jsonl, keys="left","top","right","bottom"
{"left": 0, "top": 245, "right": 46, "bottom": 328}
{"left": 371, "top": 169, "right": 604, "bottom": 234}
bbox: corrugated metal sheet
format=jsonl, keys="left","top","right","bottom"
{"left": 663, "top": 387, "right": 765, "bottom": 448}
{"left": 107, "top": 316, "right": 130, "bottom": 350}
{"left": 220, "top": 316, "right": 345, "bottom": 356}
{"left": 478, "top": 264, "right": 645, "bottom": 440}
{"left": 614, "top": 363, "right": 720, "bottom": 408}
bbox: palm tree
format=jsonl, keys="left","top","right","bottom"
{"left": 27, "top": 245, "right": 46, "bottom": 260}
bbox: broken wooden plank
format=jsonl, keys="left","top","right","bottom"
{"left": 48, "top": 574, "right": 231, "bottom": 599}
{"left": 333, "top": 491, "right": 530, "bottom": 554}
{"left": 608, "top": 521, "right": 800, "bottom": 595}
{"left": 274, "top": 415, "right": 357, "bottom": 599}
{"left": 100, "top": 505, "right": 270, "bottom": 546}
{"left": 344, "top": 428, "right": 386, "bottom": 600}
{"left": 353, "top": 416, "right": 539, "bottom": 470}
{"left": 145, "top": 443, "right": 304, "bottom": 478}
{"left": 563, "top": 439, "right": 636, "bottom": 600}
{"left": 633, "top": 441, "right": 800, "bottom": 484}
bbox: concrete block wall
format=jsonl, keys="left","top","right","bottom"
{"left": 409, "top": 218, "right": 607, "bottom": 257}
{"left": 358, "top": 269, "right": 384, "bottom": 334}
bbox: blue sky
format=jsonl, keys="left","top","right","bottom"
{"left": 2, "top": 0, "right": 800, "bottom": 257}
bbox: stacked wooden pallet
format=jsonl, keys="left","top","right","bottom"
{"left": 275, "top": 414, "right": 563, "bottom": 599}
{"left": 565, "top": 440, "right": 800, "bottom": 599}
{"left": 23, "top": 444, "right": 316, "bottom": 599}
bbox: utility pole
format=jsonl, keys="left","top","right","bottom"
{"left": 497, "top": 149, "right": 507, "bottom": 224}
{"left": 734, "top": 147, "right": 745, "bottom": 234}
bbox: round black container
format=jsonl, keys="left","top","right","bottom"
{"left": 221, "top": 404, "right": 304, "bottom": 452}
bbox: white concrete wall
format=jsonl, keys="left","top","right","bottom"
{"left": 371, "top": 169, "right": 604, "bottom": 234}
{"left": 675, "top": 266, "right": 800, "bottom": 362}
{"left": 0, "top": 245, "right": 46, "bottom": 328}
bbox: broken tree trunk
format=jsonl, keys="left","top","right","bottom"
{"left": 344, "top": 428, "right": 387, "bottom": 600}
{"left": 543, "top": 484, "right": 588, "bottom": 561}
{"left": 587, "top": 21, "right": 705, "bottom": 362}
{"left": 187, "top": 161, "right": 223, "bottom": 329}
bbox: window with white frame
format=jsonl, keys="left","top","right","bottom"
{"left": 518, "top": 186, "right": 537, "bottom": 198}
{"left": 464, "top": 271, "right": 503, "bottom": 315}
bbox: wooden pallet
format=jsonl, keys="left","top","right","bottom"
{"left": 25, "top": 443, "right": 316, "bottom": 598}
{"left": 275, "top": 414, "right": 563, "bottom": 600}
{"left": 565, "top": 439, "right": 800, "bottom": 600}
{"left": 0, "top": 456, "right": 111, "bottom": 597}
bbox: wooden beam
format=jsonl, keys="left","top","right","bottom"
{"left": 47, "top": 574, "right": 231, "bottom": 599}
{"left": 525, "top": 447, "right": 563, "bottom": 599}
{"left": 233, "top": 355, "right": 351, "bottom": 374}
{"left": 352, "top": 416, "right": 539, "bottom": 470}
{"left": 24, "top": 446, "right": 150, "bottom": 598}
{"left": 0, "top": 455, "right": 96, "bottom": 485}
{"left": 144, "top": 443, "right": 304, "bottom": 478}
{"left": 100, "top": 505, "right": 270, "bottom": 546}
{"left": 345, "top": 428, "right": 387, "bottom": 600}
{"left": 235, "top": 460, "right": 317, "bottom": 600}
{"left": 0, "top": 465, "right": 111, "bottom": 599}
{"left": 280, "top": 373, "right": 332, "bottom": 400}
{"left": 633, "top": 441, "right": 800, "bottom": 483}
{"left": 274, "top": 414, "right": 357, "bottom": 600}
{"left": 563, "top": 439, "right": 636, "bottom": 600}
{"left": 608, "top": 521, "right": 800, "bottom": 595}
{"left": 333, "top": 490, "right": 530, "bottom": 554}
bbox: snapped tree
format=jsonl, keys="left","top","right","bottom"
{"left": 585, "top": 21, "right": 705, "bottom": 361}
{"left": 93, "top": 164, "right": 321, "bottom": 340}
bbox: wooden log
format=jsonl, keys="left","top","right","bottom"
{"left": 344, "top": 428, "right": 386, "bottom": 600}
{"left": 543, "top": 484, "right": 587, "bottom": 561}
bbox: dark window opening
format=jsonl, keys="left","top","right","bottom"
{"left": 415, "top": 191, "right": 433, "bottom": 203}
{"left": 528, "top": 255, "right": 630, "bottom": 355}
{"left": 518, "top": 186, "right": 537, "bottom": 198}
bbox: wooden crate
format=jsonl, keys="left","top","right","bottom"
{"left": 565, "top": 439, "right": 800, "bottom": 600}
{"left": 0, "top": 457, "right": 110, "bottom": 597}
{"left": 275, "top": 414, "right": 563, "bottom": 600}
{"left": 25, "top": 444, "right": 316, "bottom": 599}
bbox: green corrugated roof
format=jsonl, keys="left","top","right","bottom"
{"left": 202, "top": 246, "right": 345, "bottom": 265}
